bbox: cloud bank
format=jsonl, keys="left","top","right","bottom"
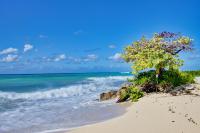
{"left": 0, "top": 47, "right": 18, "bottom": 55}
{"left": 1, "top": 54, "right": 19, "bottom": 62}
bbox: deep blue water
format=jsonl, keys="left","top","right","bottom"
{"left": 0, "top": 72, "right": 131, "bottom": 133}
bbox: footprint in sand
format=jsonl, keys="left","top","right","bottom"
{"left": 188, "top": 117, "right": 198, "bottom": 125}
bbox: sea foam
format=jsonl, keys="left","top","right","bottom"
{"left": 0, "top": 75, "right": 130, "bottom": 133}
{"left": 0, "top": 76, "right": 130, "bottom": 100}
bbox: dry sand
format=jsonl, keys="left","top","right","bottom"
{"left": 68, "top": 87, "right": 200, "bottom": 133}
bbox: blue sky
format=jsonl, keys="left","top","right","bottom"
{"left": 0, "top": 0, "right": 199, "bottom": 74}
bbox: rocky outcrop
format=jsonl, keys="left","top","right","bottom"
{"left": 100, "top": 90, "right": 118, "bottom": 101}
{"left": 100, "top": 79, "right": 200, "bottom": 102}
{"left": 116, "top": 86, "right": 130, "bottom": 103}
{"left": 170, "top": 84, "right": 197, "bottom": 96}
{"left": 99, "top": 82, "right": 133, "bottom": 102}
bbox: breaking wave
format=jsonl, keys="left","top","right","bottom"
{"left": 0, "top": 76, "right": 130, "bottom": 100}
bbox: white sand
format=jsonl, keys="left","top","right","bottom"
{"left": 68, "top": 87, "right": 200, "bottom": 133}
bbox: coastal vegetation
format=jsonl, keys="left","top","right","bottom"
{"left": 120, "top": 31, "right": 194, "bottom": 102}
{"left": 184, "top": 70, "right": 200, "bottom": 77}
{"left": 122, "top": 86, "right": 144, "bottom": 102}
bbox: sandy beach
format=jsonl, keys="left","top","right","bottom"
{"left": 68, "top": 87, "right": 200, "bottom": 133}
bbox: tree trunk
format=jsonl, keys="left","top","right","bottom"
{"left": 156, "top": 67, "right": 164, "bottom": 82}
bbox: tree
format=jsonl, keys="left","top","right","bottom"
{"left": 122, "top": 31, "right": 193, "bottom": 80}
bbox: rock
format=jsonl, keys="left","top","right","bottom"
{"left": 183, "top": 84, "right": 196, "bottom": 90}
{"left": 194, "top": 77, "right": 200, "bottom": 84}
{"left": 174, "top": 84, "right": 195, "bottom": 91}
{"left": 100, "top": 90, "right": 118, "bottom": 101}
{"left": 170, "top": 91, "right": 177, "bottom": 96}
{"left": 170, "top": 84, "right": 196, "bottom": 96}
{"left": 99, "top": 83, "right": 133, "bottom": 102}
{"left": 116, "top": 86, "right": 130, "bottom": 103}
{"left": 117, "top": 86, "right": 128, "bottom": 96}
{"left": 193, "top": 84, "right": 200, "bottom": 90}
{"left": 116, "top": 94, "right": 129, "bottom": 103}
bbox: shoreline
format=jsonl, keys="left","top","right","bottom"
{"left": 0, "top": 74, "right": 130, "bottom": 133}
{"left": 67, "top": 90, "right": 200, "bottom": 133}
{"left": 36, "top": 101, "right": 131, "bottom": 133}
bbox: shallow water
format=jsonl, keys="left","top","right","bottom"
{"left": 0, "top": 72, "right": 131, "bottom": 133}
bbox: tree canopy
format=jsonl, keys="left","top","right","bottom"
{"left": 122, "top": 32, "right": 193, "bottom": 76}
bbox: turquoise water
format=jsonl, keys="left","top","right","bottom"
{"left": 0, "top": 73, "right": 129, "bottom": 92}
{"left": 0, "top": 72, "right": 131, "bottom": 133}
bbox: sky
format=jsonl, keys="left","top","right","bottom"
{"left": 0, "top": 0, "right": 200, "bottom": 74}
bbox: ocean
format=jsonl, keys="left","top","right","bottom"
{"left": 0, "top": 72, "right": 131, "bottom": 133}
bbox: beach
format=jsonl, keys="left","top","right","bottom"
{"left": 68, "top": 88, "right": 200, "bottom": 133}
{"left": 0, "top": 73, "right": 131, "bottom": 133}
{"left": 1, "top": 74, "right": 200, "bottom": 133}
{"left": 0, "top": 1, "right": 199, "bottom": 133}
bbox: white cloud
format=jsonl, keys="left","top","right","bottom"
{"left": 1, "top": 54, "right": 19, "bottom": 62}
{"left": 0, "top": 47, "right": 18, "bottom": 55}
{"left": 108, "top": 45, "right": 116, "bottom": 49}
{"left": 108, "top": 53, "right": 122, "bottom": 61}
{"left": 42, "top": 54, "right": 97, "bottom": 63}
{"left": 54, "top": 54, "right": 66, "bottom": 62}
{"left": 41, "top": 54, "right": 67, "bottom": 62}
{"left": 24, "top": 44, "right": 34, "bottom": 52}
{"left": 84, "top": 54, "right": 98, "bottom": 62}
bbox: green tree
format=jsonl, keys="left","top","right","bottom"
{"left": 122, "top": 32, "right": 192, "bottom": 80}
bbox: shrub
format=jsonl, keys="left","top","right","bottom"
{"left": 131, "top": 70, "right": 195, "bottom": 93}
{"left": 161, "top": 70, "right": 195, "bottom": 87}
{"left": 117, "top": 88, "right": 130, "bottom": 102}
{"left": 184, "top": 70, "right": 200, "bottom": 77}
{"left": 128, "top": 86, "right": 144, "bottom": 102}
{"left": 127, "top": 78, "right": 135, "bottom": 83}
{"left": 117, "top": 86, "right": 144, "bottom": 103}
{"left": 133, "top": 70, "right": 156, "bottom": 85}
{"left": 119, "top": 70, "right": 196, "bottom": 102}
